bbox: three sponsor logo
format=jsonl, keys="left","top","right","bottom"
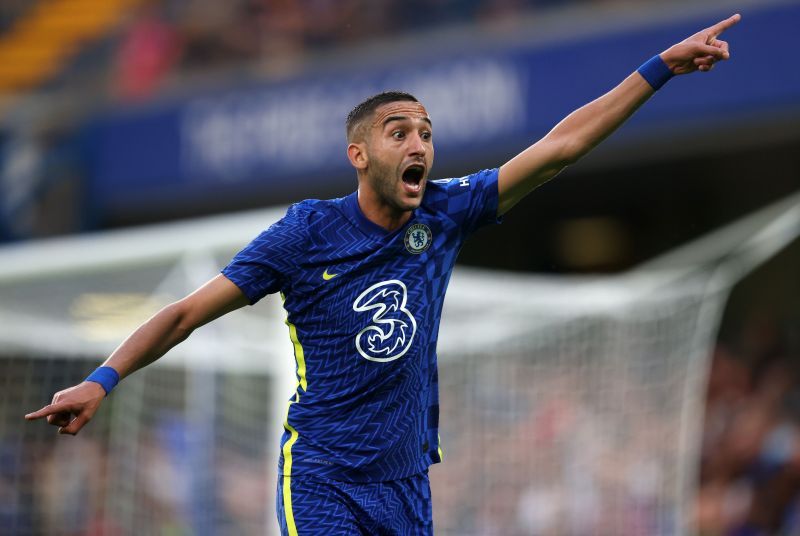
{"left": 352, "top": 280, "right": 417, "bottom": 362}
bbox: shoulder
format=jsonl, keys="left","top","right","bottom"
{"left": 422, "top": 168, "right": 499, "bottom": 207}
{"left": 278, "top": 198, "right": 340, "bottom": 229}
{"left": 421, "top": 177, "right": 458, "bottom": 207}
{"left": 284, "top": 198, "right": 324, "bottom": 222}
{"left": 278, "top": 196, "right": 355, "bottom": 244}
{"left": 250, "top": 199, "right": 325, "bottom": 251}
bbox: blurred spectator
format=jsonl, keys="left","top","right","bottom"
{"left": 0, "top": 0, "right": 29, "bottom": 33}
{"left": 102, "top": 0, "right": 589, "bottom": 90}
{"left": 33, "top": 436, "right": 108, "bottom": 535}
{"left": 696, "top": 321, "right": 800, "bottom": 536}
{"left": 112, "top": 3, "right": 182, "bottom": 101}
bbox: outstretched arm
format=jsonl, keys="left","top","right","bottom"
{"left": 497, "top": 13, "right": 741, "bottom": 215}
{"left": 24, "top": 274, "right": 249, "bottom": 435}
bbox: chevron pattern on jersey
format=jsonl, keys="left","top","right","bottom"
{"left": 223, "top": 168, "right": 500, "bottom": 483}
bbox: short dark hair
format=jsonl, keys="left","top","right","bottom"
{"left": 346, "top": 91, "right": 419, "bottom": 142}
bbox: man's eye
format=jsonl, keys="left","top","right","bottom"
{"left": 422, "top": 132, "right": 432, "bottom": 141}
{"left": 392, "top": 131, "right": 405, "bottom": 140}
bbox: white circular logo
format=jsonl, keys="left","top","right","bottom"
{"left": 404, "top": 223, "right": 432, "bottom": 254}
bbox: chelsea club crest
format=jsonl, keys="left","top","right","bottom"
{"left": 404, "top": 223, "right": 432, "bottom": 255}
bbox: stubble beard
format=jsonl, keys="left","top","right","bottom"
{"left": 367, "top": 153, "right": 418, "bottom": 213}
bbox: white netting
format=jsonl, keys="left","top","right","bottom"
{"left": 0, "top": 211, "right": 296, "bottom": 535}
{"left": 433, "top": 276, "right": 725, "bottom": 535}
{"left": 0, "top": 193, "right": 797, "bottom": 535}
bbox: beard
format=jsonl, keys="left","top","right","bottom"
{"left": 365, "top": 151, "right": 421, "bottom": 212}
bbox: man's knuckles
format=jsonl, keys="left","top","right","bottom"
{"left": 47, "top": 411, "right": 72, "bottom": 426}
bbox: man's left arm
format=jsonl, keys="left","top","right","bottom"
{"left": 497, "top": 13, "right": 741, "bottom": 216}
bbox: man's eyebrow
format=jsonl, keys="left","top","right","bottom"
{"left": 381, "top": 115, "right": 433, "bottom": 127}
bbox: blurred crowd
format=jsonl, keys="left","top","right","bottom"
{"left": 1, "top": 0, "right": 633, "bottom": 102}
{"left": 110, "top": 0, "right": 587, "bottom": 100}
{"left": 0, "top": 0, "right": 27, "bottom": 33}
{"left": 1, "top": 362, "right": 273, "bottom": 535}
{"left": 697, "top": 319, "right": 800, "bottom": 536}
{"left": 1, "top": 425, "right": 272, "bottom": 535}
{"left": 431, "top": 309, "right": 800, "bottom": 536}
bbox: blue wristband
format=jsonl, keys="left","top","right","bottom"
{"left": 85, "top": 366, "right": 120, "bottom": 396}
{"left": 637, "top": 55, "right": 674, "bottom": 91}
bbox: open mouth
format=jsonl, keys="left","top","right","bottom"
{"left": 401, "top": 164, "right": 426, "bottom": 193}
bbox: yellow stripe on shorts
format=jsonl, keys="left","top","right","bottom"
{"left": 282, "top": 297, "right": 308, "bottom": 536}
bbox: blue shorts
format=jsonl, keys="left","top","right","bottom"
{"left": 276, "top": 470, "right": 433, "bottom": 535}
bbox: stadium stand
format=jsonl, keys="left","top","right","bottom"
{"left": 0, "top": 0, "right": 144, "bottom": 93}
{"left": 0, "top": 0, "right": 538, "bottom": 97}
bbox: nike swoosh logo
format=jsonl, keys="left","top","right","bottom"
{"left": 322, "top": 269, "right": 339, "bottom": 281}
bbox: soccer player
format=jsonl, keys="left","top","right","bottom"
{"left": 27, "top": 14, "right": 740, "bottom": 535}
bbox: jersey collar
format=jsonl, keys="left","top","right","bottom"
{"left": 344, "top": 191, "right": 411, "bottom": 240}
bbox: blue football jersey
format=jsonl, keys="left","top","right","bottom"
{"left": 222, "top": 168, "right": 500, "bottom": 482}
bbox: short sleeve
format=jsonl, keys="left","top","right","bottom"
{"left": 221, "top": 202, "right": 312, "bottom": 304}
{"left": 429, "top": 168, "right": 501, "bottom": 235}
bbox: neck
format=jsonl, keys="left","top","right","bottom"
{"left": 356, "top": 188, "right": 412, "bottom": 232}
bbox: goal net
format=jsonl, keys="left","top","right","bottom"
{"left": 0, "top": 193, "right": 797, "bottom": 535}
{"left": 435, "top": 271, "right": 723, "bottom": 535}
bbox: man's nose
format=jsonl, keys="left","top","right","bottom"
{"left": 408, "top": 133, "right": 427, "bottom": 156}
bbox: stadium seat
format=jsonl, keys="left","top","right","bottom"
{"left": 0, "top": 0, "right": 143, "bottom": 93}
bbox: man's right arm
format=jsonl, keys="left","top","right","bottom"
{"left": 496, "top": 13, "right": 740, "bottom": 216}
{"left": 24, "top": 274, "right": 249, "bottom": 435}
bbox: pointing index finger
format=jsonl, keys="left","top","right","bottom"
{"left": 25, "top": 402, "right": 71, "bottom": 421}
{"left": 708, "top": 13, "right": 741, "bottom": 39}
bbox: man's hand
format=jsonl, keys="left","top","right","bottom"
{"left": 661, "top": 14, "right": 741, "bottom": 74}
{"left": 25, "top": 381, "right": 106, "bottom": 435}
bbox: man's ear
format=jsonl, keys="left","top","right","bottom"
{"left": 347, "top": 142, "right": 368, "bottom": 171}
